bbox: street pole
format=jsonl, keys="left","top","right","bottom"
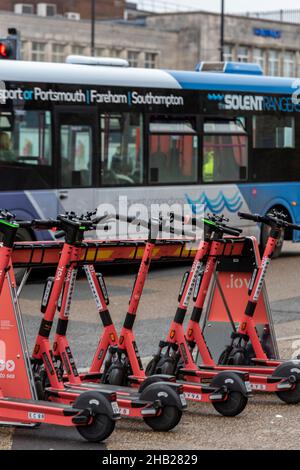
{"left": 91, "top": 0, "right": 96, "bottom": 56}
{"left": 220, "top": 0, "right": 225, "bottom": 61}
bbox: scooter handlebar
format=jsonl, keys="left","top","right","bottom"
{"left": 288, "top": 222, "right": 300, "bottom": 231}
{"left": 219, "top": 225, "right": 242, "bottom": 237}
{"left": 31, "top": 219, "right": 61, "bottom": 230}
{"left": 238, "top": 212, "right": 267, "bottom": 224}
{"left": 267, "top": 214, "right": 300, "bottom": 232}
{"left": 17, "top": 221, "right": 33, "bottom": 229}
{"left": 93, "top": 213, "right": 136, "bottom": 225}
{"left": 239, "top": 211, "right": 300, "bottom": 232}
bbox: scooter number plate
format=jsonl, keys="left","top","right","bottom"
{"left": 180, "top": 394, "right": 187, "bottom": 407}
{"left": 111, "top": 402, "right": 120, "bottom": 415}
{"left": 245, "top": 381, "right": 252, "bottom": 393}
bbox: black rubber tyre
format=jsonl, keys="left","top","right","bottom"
{"left": 212, "top": 392, "right": 248, "bottom": 417}
{"left": 158, "top": 359, "right": 176, "bottom": 376}
{"left": 219, "top": 348, "right": 249, "bottom": 366}
{"left": 276, "top": 383, "right": 300, "bottom": 404}
{"left": 77, "top": 414, "right": 115, "bottom": 442}
{"left": 108, "top": 367, "right": 125, "bottom": 386}
{"left": 218, "top": 349, "right": 230, "bottom": 365}
{"left": 143, "top": 406, "right": 182, "bottom": 432}
{"left": 145, "top": 358, "right": 156, "bottom": 376}
{"left": 145, "top": 356, "right": 175, "bottom": 376}
{"left": 231, "top": 351, "right": 248, "bottom": 366}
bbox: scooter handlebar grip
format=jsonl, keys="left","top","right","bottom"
{"left": 17, "top": 221, "right": 32, "bottom": 229}
{"left": 94, "top": 213, "right": 136, "bottom": 224}
{"left": 287, "top": 222, "right": 300, "bottom": 231}
{"left": 54, "top": 230, "right": 65, "bottom": 239}
{"left": 116, "top": 214, "right": 136, "bottom": 224}
{"left": 238, "top": 212, "right": 264, "bottom": 223}
{"left": 31, "top": 219, "right": 60, "bottom": 230}
{"left": 222, "top": 226, "right": 243, "bottom": 237}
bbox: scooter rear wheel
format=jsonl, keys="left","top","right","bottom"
{"left": 276, "top": 383, "right": 300, "bottom": 404}
{"left": 143, "top": 406, "right": 182, "bottom": 432}
{"left": 212, "top": 392, "right": 248, "bottom": 417}
{"left": 77, "top": 414, "right": 116, "bottom": 442}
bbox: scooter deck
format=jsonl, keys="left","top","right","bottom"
{"left": 64, "top": 382, "right": 141, "bottom": 399}
{"left": 0, "top": 397, "right": 79, "bottom": 415}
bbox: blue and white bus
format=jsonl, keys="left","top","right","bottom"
{"left": 0, "top": 57, "right": 300, "bottom": 255}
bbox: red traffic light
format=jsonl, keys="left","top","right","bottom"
{"left": 0, "top": 41, "right": 12, "bottom": 59}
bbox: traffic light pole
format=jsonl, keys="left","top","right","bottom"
{"left": 91, "top": 0, "right": 96, "bottom": 56}
{"left": 220, "top": 0, "right": 225, "bottom": 62}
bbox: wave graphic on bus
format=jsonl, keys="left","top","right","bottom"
{"left": 185, "top": 191, "right": 243, "bottom": 214}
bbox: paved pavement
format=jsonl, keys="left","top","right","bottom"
{"left": 4, "top": 241, "right": 300, "bottom": 450}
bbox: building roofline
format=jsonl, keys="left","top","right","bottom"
{"left": 143, "top": 9, "right": 300, "bottom": 27}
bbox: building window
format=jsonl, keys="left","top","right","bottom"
{"left": 32, "top": 42, "right": 46, "bottom": 61}
{"left": 52, "top": 44, "right": 65, "bottom": 63}
{"left": 111, "top": 49, "right": 123, "bottom": 58}
{"left": 144, "top": 52, "right": 157, "bottom": 68}
{"left": 283, "top": 51, "right": 295, "bottom": 77}
{"left": 253, "top": 48, "right": 265, "bottom": 72}
{"left": 72, "top": 45, "right": 85, "bottom": 55}
{"left": 268, "top": 50, "right": 280, "bottom": 76}
{"left": 223, "top": 45, "right": 234, "bottom": 61}
{"left": 127, "top": 50, "right": 140, "bottom": 67}
{"left": 95, "top": 47, "right": 106, "bottom": 57}
{"left": 237, "top": 46, "right": 249, "bottom": 63}
{"left": 21, "top": 41, "right": 29, "bottom": 61}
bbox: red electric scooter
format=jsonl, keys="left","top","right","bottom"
{"left": 34, "top": 212, "right": 187, "bottom": 432}
{"left": 217, "top": 212, "right": 300, "bottom": 380}
{"left": 0, "top": 210, "right": 119, "bottom": 442}
{"left": 77, "top": 214, "right": 251, "bottom": 417}
{"left": 147, "top": 212, "right": 300, "bottom": 404}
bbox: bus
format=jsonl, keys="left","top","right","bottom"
{"left": 0, "top": 57, "right": 300, "bottom": 256}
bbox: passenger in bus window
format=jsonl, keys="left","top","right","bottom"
{"left": 110, "top": 145, "right": 135, "bottom": 184}
{"left": 0, "top": 132, "right": 15, "bottom": 162}
{"left": 203, "top": 149, "right": 214, "bottom": 182}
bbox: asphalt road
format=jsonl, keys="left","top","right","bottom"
{"left": 3, "top": 241, "right": 300, "bottom": 450}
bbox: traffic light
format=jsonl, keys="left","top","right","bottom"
{"left": 0, "top": 40, "right": 13, "bottom": 59}
{"left": 0, "top": 29, "right": 20, "bottom": 60}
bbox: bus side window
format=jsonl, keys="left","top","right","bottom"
{"left": 252, "top": 115, "right": 296, "bottom": 182}
{"left": 101, "top": 113, "right": 143, "bottom": 186}
{"left": 203, "top": 119, "right": 248, "bottom": 183}
{"left": 148, "top": 117, "right": 198, "bottom": 185}
{"left": 253, "top": 115, "right": 295, "bottom": 149}
{"left": 0, "top": 110, "right": 52, "bottom": 166}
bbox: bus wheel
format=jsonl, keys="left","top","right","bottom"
{"left": 15, "top": 228, "right": 33, "bottom": 284}
{"left": 260, "top": 207, "right": 290, "bottom": 258}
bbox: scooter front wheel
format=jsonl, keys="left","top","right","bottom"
{"left": 108, "top": 367, "right": 126, "bottom": 386}
{"left": 143, "top": 406, "right": 182, "bottom": 432}
{"left": 145, "top": 357, "right": 176, "bottom": 376}
{"left": 276, "top": 384, "right": 300, "bottom": 404}
{"left": 212, "top": 392, "right": 248, "bottom": 417}
{"left": 77, "top": 414, "right": 116, "bottom": 442}
{"left": 272, "top": 361, "right": 300, "bottom": 404}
